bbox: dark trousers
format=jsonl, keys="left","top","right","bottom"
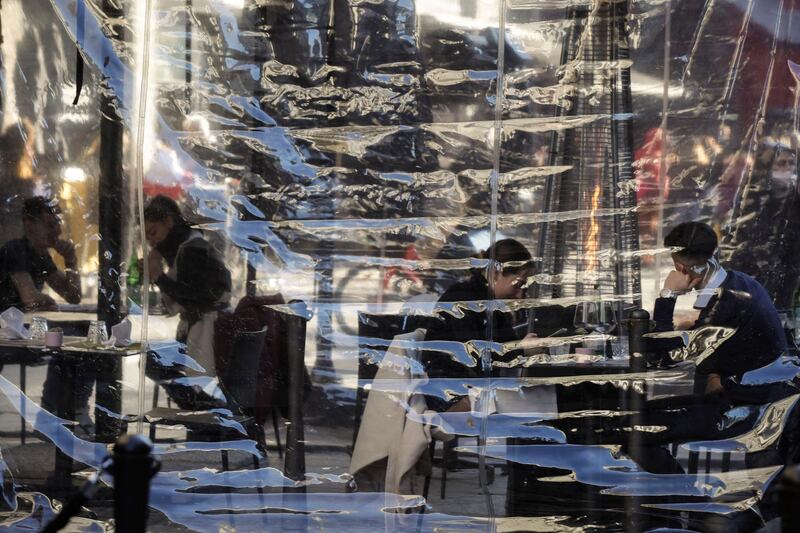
{"left": 547, "top": 394, "right": 729, "bottom": 474}
{"left": 41, "top": 355, "right": 123, "bottom": 440}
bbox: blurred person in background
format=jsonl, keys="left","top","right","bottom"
{"left": 0, "top": 196, "right": 81, "bottom": 311}
{"left": 719, "top": 138, "right": 800, "bottom": 311}
{"left": 143, "top": 194, "right": 232, "bottom": 409}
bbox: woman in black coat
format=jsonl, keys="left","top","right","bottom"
{"left": 143, "top": 195, "right": 232, "bottom": 410}
{"left": 422, "top": 238, "right": 535, "bottom": 412}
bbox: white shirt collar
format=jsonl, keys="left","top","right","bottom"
{"left": 693, "top": 266, "right": 727, "bottom": 309}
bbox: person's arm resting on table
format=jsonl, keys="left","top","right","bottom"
{"left": 10, "top": 272, "right": 58, "bottom": 311}
{"left": 45, "top": 239, "right": 81, "bottom": 304}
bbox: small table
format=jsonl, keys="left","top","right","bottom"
{"left": 0, "top": 336, "right": 142, "bottom": 486}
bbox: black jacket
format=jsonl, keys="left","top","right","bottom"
{"left": 155, "top": 223, "right": 231, "bottom": 321}
{"left": 653, "top": 270, "right": 786, "bottom": 392}
{"left": 422, "top": 272, "right": 521, "bottom": 409}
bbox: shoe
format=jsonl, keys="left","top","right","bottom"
{"left": 73, "top": 410, "right": 95, "bottom": 440}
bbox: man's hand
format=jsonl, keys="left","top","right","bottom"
{"left": 663, "top": 270, "right": 701, "bottom": 294}
{"left": 147, "top": 250, "right": 164, "bottom": 281}
{"left": 53, "top": 239, "right": 77, "bottom": 267}
{"left": 11, "top": 271, "right": 62, "bottom": 310}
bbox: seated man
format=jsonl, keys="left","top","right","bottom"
{"left": 542, "top": 222, "right": 795, "bottom": 474}
{"left": 0, "top": 198, "right": 96, "bottom": 434}
{"left": 654, "top": 221, "right": 786, "bottom": 396}
{"left": 0, "top": 197, "right": 81, "bottom": 312}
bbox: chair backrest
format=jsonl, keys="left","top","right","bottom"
{"left": 357, "top": 312, "right": 433, "bottom": 381}
{"left": 353, "top": 313, "right": 431, "bottom": 447}
{"left": 221, "top": 327, "right": 268, "bottom": 411}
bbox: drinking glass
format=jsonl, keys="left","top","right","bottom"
{"left": 610, "top": 336, "right": 629, "bottom": 359}
{"left": 574, "top": 301, "right": 616, "bottom": 332}
{"left": 30, "top": 317, "right": 48, "bottom": 345}
{"left": 88, "top": 320, "right": 108, "bottom": 346}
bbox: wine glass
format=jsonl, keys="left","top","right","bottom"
{"left": 574, "top": 301, "right": 616, "bottom": 332}
{"left": 574, "top": 300, "right": 616, "bottom": 357}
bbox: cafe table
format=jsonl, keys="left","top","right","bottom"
{"left": 0, "top": 336, "right": 143, "bottom": 487}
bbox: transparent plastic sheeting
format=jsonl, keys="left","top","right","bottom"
{"left": 0, "top": 0, "right": 798, "bottom": 531}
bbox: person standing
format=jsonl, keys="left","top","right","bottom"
{"left": 720, "top": 140, "right": 800, "bottom": 311}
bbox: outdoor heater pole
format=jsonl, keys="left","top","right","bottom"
{"left": 99, "top": 0, "right": 124, "bottom": 331}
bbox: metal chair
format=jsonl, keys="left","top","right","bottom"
{"left": 145, "top": 327, "right": 269, "bottom": 470}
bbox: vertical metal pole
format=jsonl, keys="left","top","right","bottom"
{"left": 0, "top": 0, "right": 3, "bottom": 114}
{"left": 184, "top": 0, "right": 192, "bottom": 103}
{"left": 99, "top": 0, "right": 124, "bottom": 332}
{"left": 97, "top": 0, "right": 125, "bottom": 440}
{"left": 536, "top": 5, "right": 582, "bottom": 300}
{"left": 609, "top": 0, "right": 641, "bottom": 315}
{"left": 312, "top": 254, "right": 334, "bottom": 380}
{"left": 246, "top": 261, "right": 257, "bottom": 297}
{"left": 54, "top": 356, "right": 77, "bottom": 488}
{"left": 284, "top": 303, "right": 307, "bottom": 486}
{"left": 625, "top": 308, "right": 649, "bottom": 530}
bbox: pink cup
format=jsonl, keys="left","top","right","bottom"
{"left": 45, "top": 331, "right": 64, "bottom": 349}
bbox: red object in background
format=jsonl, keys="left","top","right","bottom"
{"left": 143, "top": 142, "right": 195, "bottom": 200}
{"left": 382, "top": 244, "right": 423, "bottom": 291}
{"left": 729, "top": 0, "right": 800, "bottom": 119}
{"left": 142, "top": 182, "right": 185, "bottom": 200}
{"left": 634, "top": 127, "right": 669, "bottom": 204}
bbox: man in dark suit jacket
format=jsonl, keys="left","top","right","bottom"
{"left": 548, "top": 222, "right": 795, "bottom": 474}
{"left": 653, "top": 221, "right": 786, "bottom": 396}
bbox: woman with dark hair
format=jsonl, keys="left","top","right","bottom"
{"left": 422, "top": 238, "right": 536, "bottom": 412}
{"left": 143, "top": 195, "right": 232, "bottom": 407}
{"left": 720, "top": 139, "right": 800, "bottom": 310}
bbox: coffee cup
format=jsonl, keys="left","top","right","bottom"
{"left": 45, "top": 330, "right": 64, "bottom": 349}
